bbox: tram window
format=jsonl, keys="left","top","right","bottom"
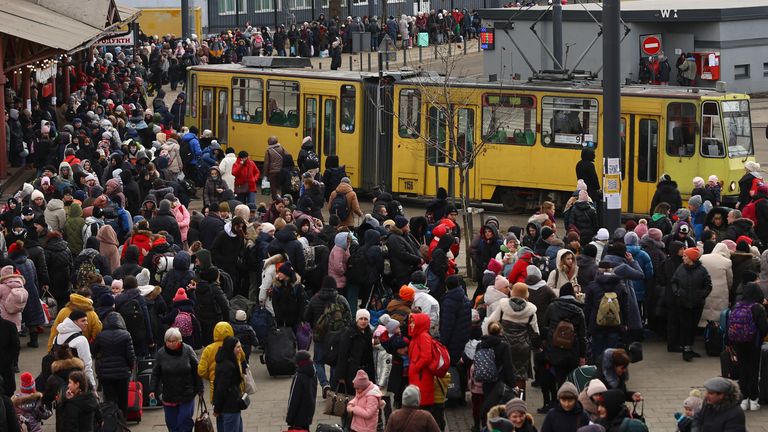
{"left": 482, "top": 94, "right": 536, "bottom": 145}
{"left": 218, "top": 90, "right": 228, "bottom": 144}
{"left": 722, "top": 100, "right": 753, "bottom": 157}
{"left": 201, "top": 89, "right": 213, "bottom": 134}
{"left": 541, "top": 97, "right": 598, "bottom": 148}
{"left": 427, "top": 106, "right": 447, "bottom": 165}
{"left": 340, "top": 85, "right": 355, "bottom": 133}
{"left": 190, "top": 73, "right": 197, "bottom": 118}
{"left": 267, "top": 80, "right": 300, "bottom": 127}
{"left": 700, "top": 101, "right": 725, "bottom": 158}
{"left": 457, "top": 108, "right": 474, "bottom": 166}
{"left": 398, "top": 89, "right": 421, "bottom": 138}
{"left": 666, "top": 102, "right": 696, "bottom": 157}
{"left": 304, "top": 98, "right": 318, "bottom": 145}
{"left": 638, "top": 119, "right": 658, "bottom": 182}
{"left": 232, "top": 78, "right": 264, "bottom": 124}
{"left": 323, "top": 99, "right": 337, "bottom": 156}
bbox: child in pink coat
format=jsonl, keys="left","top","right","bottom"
{"left": 347, "top": 369, "right": 384, "bottom": 432}
{"left": 0, "top": 265, "right": 29, "bottom": 330}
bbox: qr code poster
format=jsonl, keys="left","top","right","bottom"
{"left": 604, "top": 174, "right": 621, "bottom": 194}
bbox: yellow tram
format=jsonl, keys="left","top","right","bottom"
{"left": 185, "top": 62, "right": 756, "bottom": 214}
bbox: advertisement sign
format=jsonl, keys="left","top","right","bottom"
{"left": 96, "top": 31, "right": 134, "bottom": 46}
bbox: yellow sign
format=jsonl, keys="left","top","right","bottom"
{"left": 604, "top": 174, "right": 621, "bottom": 194}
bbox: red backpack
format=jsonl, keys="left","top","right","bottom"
{"left": 741, "top": 198, "right": 764, "bottom": 228}
{"left": 429, "top": 339, "right": 451, "bottom": 378}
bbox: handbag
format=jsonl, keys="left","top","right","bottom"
{"left": 235, "top": 182, "right": 249, "bottom": 194}
{"left": 323, "top": 384, "right": 349, "bottom": 417}
{"left": 238, "top": 392, "right": 251, "bottom": 410}
{"left": 194, "top": 398, "right": 214, "bottom": 432}
{"left": 243, "top": 365, "right": 257, "bottom": 395}
{"left": 41, "top": 287, "right": 57, "bottom": 325}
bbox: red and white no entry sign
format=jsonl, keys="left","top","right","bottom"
{"left": 641, "top": 35, "right": 661, "bottom": 56}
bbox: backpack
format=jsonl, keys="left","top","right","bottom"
{"left": 551, "top": 320, "right": 576, "bottom": 350}
{"left": 179, "top": 136, "right": 194, "bottom": 164}
{"left": 173, "top": 311, "right": 195, "bottom": 337}
{"left": 429, "top": 338, "right": 451, "bottom": 378}
{"left": 82, "top": 219, "right": 105, "bottom": 245}
{"left": 330, "top": 191, "right": 350, "bottom": 221}
{"left": 305, "top": 150, "right": 319, "bottom": 167}
{"left": 98, "top": 401, "right": 131, "bottom": 432}
{"left": 303, "top": 245, "right": 317, "bottom": 272}
{"left": 345, "top": 245, "right": 368, "bottom": 285}
{"left": 596, "top": 292, "right": 622, "bottom": 327}
{"left": 619, "top": 418, "right": 649, "bottom": 432}
{"left": 741, "top": 198, "right": 764, "bottom": 228}
{"left": 314, "top": 299, "right": 351, "bottom": 342}
{"left": 473, "top": 347, "right": 499, "bottom": 382}
{"left": 704, "top": 320, "right": 723, "bottom": 356}
{"left": 289, "top": 168, "right": 301, "bottom": 193}
{"left": 36, "top": 332, "right": 81, "bottom": 391}
{"left": 75, "top": 255, "right": 98, "bottom": 290}
{"left": 530, "top": 254, "right": 550, "bottom": 278}
{"left": 118, "top": 298, "right": 147, "bottom": 339}
{"left": 728, "top": 302, "right": 758, "bottom": 343}
{"left": 2, "top": 280, "right": 28, "bottom": 314}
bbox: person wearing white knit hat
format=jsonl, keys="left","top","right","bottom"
{"left": 335, "top": 309, "right": 374, "bottom": 395}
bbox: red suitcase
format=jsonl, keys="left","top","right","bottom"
{"left": 127, "top": 380, "right": 144, "bottom": 422}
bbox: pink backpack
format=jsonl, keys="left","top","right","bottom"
{"left": 2, "top": 277, "right": 28, "bottom": 315}
{"left": 173, "top": 311, "right": 195, "bottom": 337}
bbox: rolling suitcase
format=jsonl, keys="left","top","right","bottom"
{"left": 126, "top": 379, "right": 144, "bottom": 422}
{"left": 720, "top": 347, "right": 738, "bottom": 380}
{"left": 760, "top": 344, "right": 768, "bottom": 403}
{"left": 261, "top": 326, "right": 297, "bottom": 376}
{"left": 137, "top": 357, "right": 160, "bottom": 407}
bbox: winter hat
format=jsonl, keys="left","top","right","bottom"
{"left": 688, "top": 195, "right": 703, "bottom": 209}
{"left": 260, "top": 222, "right": 275, "bottom": 234}
{"left": 692, "top": 176, "right": 705, "bottom": 189}
{"left": 394, "top": 215, "right": 408, "bottom": 229}
{"left": 277, "top": 262, "right": 295, "bottom": 278}
{"left": 355, "top": 309, "right": 371, "bottom": 321}
{"left": 745, "top": 161, "right": 761, "bottom": 173}
{"left": 684, "top": 247, "right": 701, "bottom": 262}
{"left": 294, "top": 350, "right": 312, "bottom": 366}
{"left": 353, "top": 369, "right": 371, "bottom": 390}
{"left": 373, "top": 325, "right": 387, "bottom": 338}
{"left": 708, "top": 175, "right": 720, "bottom": 184}
{"left": 159, "top": 199, "right": 172, "bottom": 212}
{"left": 736, "top": 235, "right": 753, "bottom": 246}
{"left": 235, "top": 310, "right": 247, "bottom": 322}
{"left": 173, "top": 288, "right": 188, "bottom": 303}
{"left": 586, "top": 379, "right": 608, "bottom": 397}
{"left": 557, "top": 381, "right": 579, "bottom": 400}
{"left": 623, "top": 232, "right": 639, "bottom": 246}
{"left": 488, "top": 418, "right": 514, "bottom": 432}
{"left": 136, "top": 268, "right": 151, "bottom": 287}
{"left": 111, "top": 279, "right": 123, "bottom": 292}
{"left": 676, "top": 209, "right": 691, "bottom": 222}
{"left": 582, "top": 243, "right": 598, "bottom": 258}
{"left": 511, "top": 282, "right": 529, "bottom": 299}
{"left": 100, "top": 293, "right": 115, "bottom": 308}
{"left": 578, "top": 189, "right": 589, "bottom": 202}
{"left": 411, "top": 270, "right": 427, "bottom": 285}
{"left": 683, "top": 390, "right": 703, "bottom": 412}
{"left": 341, "top": 177, "right": 351, "bottom": 184}
{"left": 648, "top": 228, "right": 663, "bottom": 242}
{"left": 540, "top": 226, "right": 554, "bottom": 240}
{"left": 487, "top": 258, "right": 503, "bottom": 275}
{"left": 595, "top": 228, "right": 609, "bottom": 241}
{"left": 559, "top": 282, "right": 575, "bottom": 297}
{"left": 634, "top": 223, "right": 648, "bottom": 240}
{"left": 703, "top": 377, "right": 732, "bottom": 393}
{"left": 494, "top": 275, "right": 510, "bottom": 291}
{"left": 399, "top": 285, "right": 415, "bottom": 302}
{"left": 69, "top": 310, "right": 87, "bottom": 321}
{"left": 524, "top": 265, "right": 543, "bottom": 285}
{"left": 576, "top": 179, "right": 587, "bottom": 191}
{"left": 380, "top": 314, "right": 400, "bottom": 335}
{"left": 606, "top": 242, "right": 627, "bottom": 258}
{"left": 722, "top": 239, "right": 737, "bottom": 252}
{"left": 402, "top": 385, "right": 421, "bottom": 407}
{"left": 505, "top": 398, "right": 527, "bottom": 414}
{"left": 20, "top": 372, "right": 35, "bottom": 394}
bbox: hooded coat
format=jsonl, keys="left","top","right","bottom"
{"left": 203, "top": 167, "right": 229, "bottom": 207}
{"left": 43, "top": 199, "right": 66, "bottom": 233}
{"left": 218, "top": 153, "right": 238, "bottom": 190}
{"left": 91, "top": 312, "right": 137, "bottom": 380}
{"left": 547, "top": 249, "right": 579, "bottom": 296}
{"left": 348, "top": 381, "right": 384, "bottom": 432}
{"left": 407, "top": 313, "right": 436, "bottom": 405}
{"left": 46, "top": 293, "right": 103, "bottom": 350}
{"left": 150, "top": 203, "right": 182, "bottom": 247}
{"left": 0, "top": 270, "right": 27, "bottom": 331}
{"left": 329, "top": 232, "right": 351, "bottom": 288}
{"left": 96, "top": 225, "right": 120, "bottom": 274}
{"left": 625, "top": 235, "right": 654, "bottom": 303}
{"left": 43, "top": 234, "right": 73, "bottom": 305}
{"left": 575, "top": 148, "right": 600, "bottom": 192}
{"left": 540, "top": 399, "right": 590, "bottom": 432}
{"left": 212, "top": 338, "right": 244, "bottom": 414}
{"left": 198, "top": 322, "right": 245, "bottom": 402}
{"left": 10, "top": 251, "right": 46, "bottom": 328}
{"left": 63, "top": 203, "right": 85, "bottom": 256}
{"left": 699, "top": 243, "right": 733, "bottom": 325}
{"left": 649, "top": 178, "right": 683, "bottom": 214}
{"left": 170, "top": 202, "right": 191, "bottom": 243}
{"left": 439, "top": 283, "right": 471, "bottom": 364}
{"left": 159, "top": 251, "right": 195, "bottom": 305}
{"left": 691, "top": 379, "right": 745, "bottom": 432}
{"left": 269, "top": 225, "right": 306, "bottom": 276}
{"left": 327, "top": 182, "right": 363, "bottom": 227}
{"left": 54, "top": 318, "right": 96, "bottom": 386}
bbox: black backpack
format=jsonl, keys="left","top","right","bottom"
{"left": 118, "top": 298, "right": 147, "bottom": 340}
{"left": 330, "top": 192, "right": 350, "bottom": 221}
{"left": 195, "top": 283, "right": 223, "bottom": 320}
{"left": 179, "top": 136, "right": 194, "bottom": 164}
{"left": 97, "top": 401, "right": 130, "bottom": 432}
{"left": 345, "top": 245, "right": 368, "bottom": 285}
{"left": 36, "top": 332, "right": 81, "bottom": 391}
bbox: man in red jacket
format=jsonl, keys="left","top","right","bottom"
{"left": 232, "top": 150, "right": 260, "bottom": 205}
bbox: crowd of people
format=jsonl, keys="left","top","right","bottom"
{"left": 0, "top": 35, "right": 766, "bottom": 432}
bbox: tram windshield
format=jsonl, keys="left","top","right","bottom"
{"left": 722, "top": 100, "right": 753, "bottom": 157}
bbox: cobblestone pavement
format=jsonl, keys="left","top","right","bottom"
{"left": 23, "top": 327, "right": 768, "bottom": 431}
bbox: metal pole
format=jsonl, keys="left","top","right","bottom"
{"left": 419, "top": 46, "right": 422, "bottom": 63}
{"left": 360, "top": 52, "right": 363, "bottom": 71}
{"left": 553, "top": 0, "right": 563, "bottom": 69}
{"left": 181, "top": 0, "right": 190, "bottom": 39}
{"left": 0, "top": 40, "right": 7, "bottom": 179}
{"left": 349, "top": 56, "right": 353, "bottom": 70}
{"left": 602, "top": 0, "right": 621, "bottom": 232}
{"left": 368, "top": 52, "right": 371, "bottom": 71}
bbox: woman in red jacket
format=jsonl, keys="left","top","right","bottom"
{"left": 408, "top": 313, "right": 437, "bottom": 421}
{"left": 232, "top": 150, "right": 260, "bottom": 205}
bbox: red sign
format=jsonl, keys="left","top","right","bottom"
{"left": 641, "top": 35, "right": 661, "bottom": 56}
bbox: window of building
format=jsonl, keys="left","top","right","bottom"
{"left": 541, "top": 96, "right": 598, "bottom": 148}
{"left": 398, "top": 89, "right": 421, "bottom": 138}
{"left": 734, "top": 64, "right": 750, "bottom": 80}
{"left": 267, "top": 80, "right": 300, "bottom": 127}
{"left": 232, "top": 77, "right": 264, "bottom": 124}
{"left": 666, "top": 102, "right": 696, "bottom": 157}
{"left": 482, "top": 94, "right": 536, "bottom": 145}
{"left": 427, "top": 106, "right": 447, "bottom": 165}
{"left": 321, "top": 0, "right": 347, "bottom": 7}
{"left": 290, "top": 0, "right": 310, "bottom": 9}
{"left": 763, "top": 63, "right": 768, "bottom": 77}
{"left": 351, "top": 0, "right": 367, "bottom": 5}
{"left": 638, "top": 118, "right": 658, "bottom": 182}
{"left": 218, "top": 0, "right": 246, "bottom": 14}
{"left": 253, "top": 0, "right": 274, "bottom": 12}
{"left": 340, "top": 85, "right": 356, "bottom": 133}
{"left": 700, "top": 101, "right": 725, "bottom": 158}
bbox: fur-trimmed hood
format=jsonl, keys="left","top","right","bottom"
{"left": 51, "top": 357, "right": 84, "bottom": 374}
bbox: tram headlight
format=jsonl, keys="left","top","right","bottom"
{"left": 730, "top": 181, "right": 737, "bottom": 192}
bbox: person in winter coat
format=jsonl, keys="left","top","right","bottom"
{"left": 751, "top": 184, "right": 768, "bottom": 246}
{"left": 163, "top": 288, "right": 201, "bottom": 349}
{"left": 650, "top": 174, "right": 683, "bottom": 214}
{"left": 670, "top": 248, "right": 713, "bottom": 361}
{"left": 542, "top": 284, "right": 587, "bottom": 387}
{"left": 547, "top": 249, "right": 579, "bottom": 296}
{"left": 150, "top": 199, "right": 182, "bottom": 247}
{"left": 691, "top": 377, "right": 746, "bottom": 432}
{"left": 198, "top": 322, "right": 246, "bottom": 403}
{"left": 95, "top": 225, "right": 120, "bottom": 274}
{"left": 348, "top": 369, "right": 384, "bottom": 432}
{"left": 583, "top": 262, "right": 633, "bottom": 363}
{"left": 338, "top": 309, "right": 376, "bottom": 395}
{"left": 8, "top": 242, "right": 45, "bottom": 348}
{"left": 329, "top": 231, "right": 352, "bottom": 296}
{"left": 204, "top": 167, "right": 229, "bottom": 209}
{"left": 211, "top": 217, "right": 247, "bottom": 294}
{"left": 624, "top": 231, "right": 654, "bottom": 319}
{"left": 55, "top": 371, "right": 101, "bottom": 432}
{"left": 540, "top": 382, "right": 590, "bottom": 432}
{"left": 114, "top": 276, "right": 153, "bottom": 356}
{"left": 592, "top": 348, "right": 642, "bottom": 403}
{"left": 475, "top": 321, "right": 517, "bottom": 419}
{"left": 385, "top": 385, "right": 440, "bottom": 432}
{"left": 212, "top": 336, "right": 245, "bottom": 432}
{"left": 195, "top": 268, "right": 231, "bottom": 346}
{"left": 327, "top": 177, "right": 364, "bottom": 227}
{"left": 91, "top": 312, "right": 136, "bottom": 416}
{"left": 113, "top": 245, "right": 144, "bottom": 281}
{"left": 490, "top": 283, "right": 539, "bottom": 393}
{"left": 304, "top": 276, "right": 352, "bottom": 389}
{"left": 649, "top": 202, "right": 674, "bottom": 236}
{"left": 427, "top": 232, "right": 455, "bottom": 299}
{"left": 470, "top": 223, "right": 503, "bottom": 285}
{"left": 737, "top": 160, "right": 763, "bottom": 210}
{"left": 43, "top": 232, "right": 72, "bottom": 307}
{"left": 12, "top": 372, "right": 51, "bottom": 432}
{"left": 264, "top": 137, "right": 287, "bottom": 199}
{"left": 575, "top": 148, "right": 601, "bottom": 204}
{"left": 698, "top": 243, "right": 733, "bottom": 326}
{"left": 218, "top": 149, "right": 238, "bottom": 191}
{"left": 567, "top": 191, "right": 599, "bottom": 245}
{"left": 387, "top": 217, "right": 423, "bottom": 289}
{"left": 168, "top": 197, "right": 191, "bottom": 245}
{"left": 596, "top": 388, "right": 631, "bottom": 432}
{"left": 47, "top": 289, "right": 102, "bottom": 350}
{"left": 232, "top": 151, "right": 260, "bottom": 205}
{"left": 409, "top": 272, "right": 440, "bottom": 335}
{"left": 286, "top": 350, "right": 317, "bottom": 430}
{"left": 63, "top": 203, "right": 85, "bottom": 256}
{"left": 0, "top": 315, "right": 19, "bottom": 397}
{"left": 0, "top": 265, "right": 28, "bottom": 332}
{"left": 407, "top": 313, "right": 437, "bottom": 414}
{"left": 150, "top": 327, "right": 204, "bottom": 432}
{"left": 726, "top": 282, "right": 768, "bottom": 410}
{"left": 270, "top": 262, "right": 305, "bottom": 329}
{"left": 43, "top": 199, "right": 66, "bottom": 234}
{"left": 53, "top": 312, "right": 96, "bottom": 388}
{"left": 269, "top": 224, "right": 306, "bottom": 276}
{"left": 439, "top": 274, "right": 471, "bottom": 365}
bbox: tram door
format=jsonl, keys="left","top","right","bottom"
{"left": 621, "top": 114, "right": 660, "bottom": 213}
{"left": 200, "top": 87, "right": 229, "bottom": 145}
{"left": 424, "top": 105, "right": 477, "bottom": 197}
{"left": 304, "top": 95, "right": 338, "bottom": 171}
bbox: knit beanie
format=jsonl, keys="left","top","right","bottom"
{"left": 379, "top": 314, "right": 401, "bottom": 335}
{"left": 295, "top": 350, "right": 312, "bottom": 367}
{"left": 623, "top": 232, "right": 639, "bottom": 246}
{"left": 277, "top": 262, "right": 295, "bottom": 278}
{"left": 688, "top": 195, "right": 702, "bottom": 209}
{"left": 683, "top": 394, "right": 703, "bottom": 412}
{"left": 578, "top": 190, "right": 589, "bottom": 202}
{"left": 402, "top": 385, "right": 421, "bottom": 407}
{"left": 634, "top": 223, "right": 648, "bottom": 240}
{"left": 355, "top": 309, "right": 371, "bottom": 321}
{"left": 494, "top": 275, "right": 510, "bottom": 291}
{"left": 586, "top": 379, "right": 608, "bottom": 397}
{"left": 505, "top": 398, "right": 527, "bottom": 414}
{"left": 648, "top": 228, "right": 663, "bottom": 242}
{"left": 559, "top": 282, "right": 575, "bottom": 297}
{"left": 582, "top": 244, "right": 597, "bottom": 258}
{"left": 540, "top": 226, "right": 554, "bottom": 240}
{"left": 235, "top": 310, "right": 247, "bottom": 322}
{"left": 173, "top": 288, "right": 188, "bottom": 303}
{"left": 557, "top": 381, "right": 579, "bottom": 400}
{"left": 399, "top": 285, "right": 415, "bottom": 302}
{"left": 692, "top": 176, "right": 705, "bottom": 189}
{"left": 595, "top": 228, "right": 609, "bottom": 241}
{"left": 394, "top": 215, "right": 408, "bottom": 229}
{"left": 487, "top": 258, "right": 503, "bottom": 275}
{"left": 511, "top": 282, "right": 529, "bottom": 299}
{"left": 683, "top": 247, "right": 701, "bottom": 262}
{"left": 353, "top": 369, "right": 371, "bottom": 390}
{"left": 20, "top": 372, "right": 35, "bottom": 394}
{"left": 524, "top": 265, "right": 542, "bottom": 285}
{"left": 100, "top": 293, "right": 115, "bottom": 308}
{"left": 69, "top": 310, "right": 87, "bottom": 321}
{"left": 373, "top": 325, "right": 387, "bottom": 338}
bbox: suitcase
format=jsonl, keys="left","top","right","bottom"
{"left": 261, "top": 326, "right": 297, "bottom": 376}
{"left": 760, "top": 344, "right": 768, "bottom": 403}
{"left": 417, "top": 32, "right": 429, "bottom": 47}
{"left": 126, "top": 380, "right": 143, "bottom": 422}
{"left": 704, "top": 320, "right": 723, "bottom": 357}
{"left": 137, "top": 357, "right": 160, "bottom": 407}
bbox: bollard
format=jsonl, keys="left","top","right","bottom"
{"left": 319, "top": 62, "right": 323, "bottom": 69}
{"left": 419, "top": 46, "right": 423, "bottom": 63}
{"left": 464, "top": 40, "right": 467, "bottom": 55}
{"left": 434, "top": 45, "right": 438, "bottom": 60}
{"left": 359, "top": 52, "right": 363, "bottom": 71}
{"left": 403, "top": 48, "right": 407, "bottom": 66}
{"left": 368, "top": 52, "right": 372, "bottom": 71}
{"left": 349, "top": 56, "right": 353, "bottom": 71}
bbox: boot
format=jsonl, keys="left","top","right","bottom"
{"left": 26, "top": 331, "right": 38, "bottom": 348}
{"left": 682, "top": 347, "right": 694, "bottom": 362}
